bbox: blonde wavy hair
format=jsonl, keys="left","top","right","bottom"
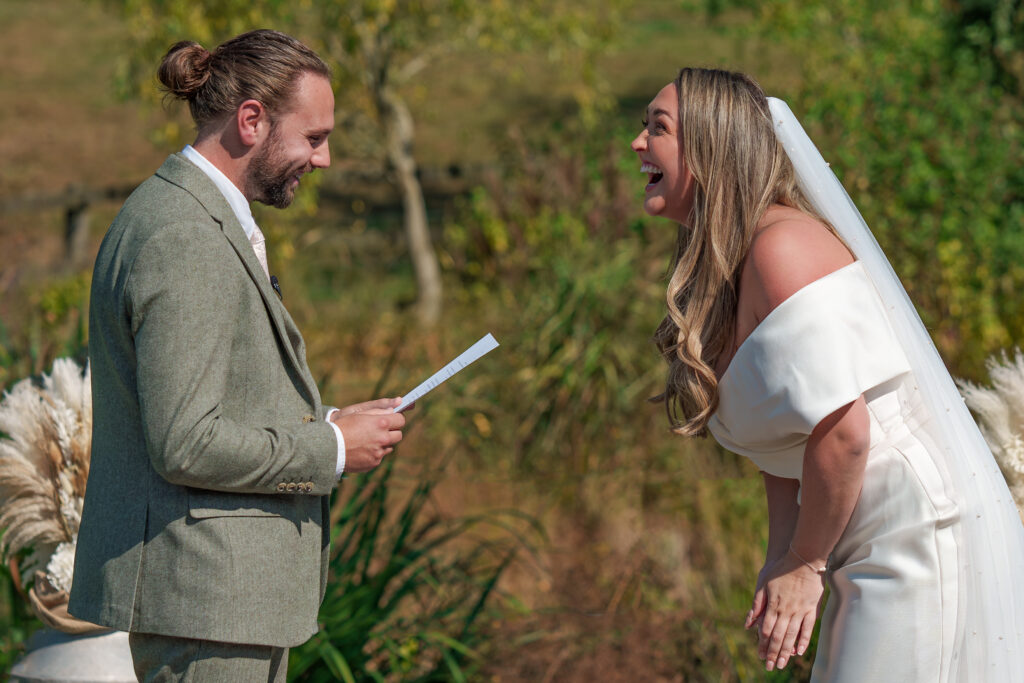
{"left": 653, "top": 68, "right": 835, "bottom": 436}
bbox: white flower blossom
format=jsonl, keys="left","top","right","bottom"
{"left": 46, "top": 540, "right": 77, "bottom": 593}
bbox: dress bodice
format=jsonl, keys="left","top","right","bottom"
{"left": 707, "top": 261, "right": 912, "bottom": 480}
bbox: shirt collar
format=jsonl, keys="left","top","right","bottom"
{"left": 181, "top": 145, "right": 258, "bottom": 240}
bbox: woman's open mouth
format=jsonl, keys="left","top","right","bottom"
{"left": 641, "top": 162, "right": 663, "bottom": 192}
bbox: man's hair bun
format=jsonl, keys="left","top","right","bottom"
{"left": 154, "top": 30, "right": 330, "bottom": 129}
{"left": 157, "top": 41, "right": 213, "bottom": 100}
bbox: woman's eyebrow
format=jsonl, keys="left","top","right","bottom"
{"left": 646, "top": 107, "right": 673, "bottom": 119}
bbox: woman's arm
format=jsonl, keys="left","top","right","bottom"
{"left": 755, "top": 397, "right": 870, "bottom": 671}
{"left": 740, "top": 208, "right": 868, "bottom": 670}
{"left": 745, "top": 474, "right": 800, "bottom": 629}
{"left": 763, "top": 473, "right": 801, "bottom": 565}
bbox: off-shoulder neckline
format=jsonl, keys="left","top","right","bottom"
{"left": 717, "top": 260, "right": 864, "bottom": 384}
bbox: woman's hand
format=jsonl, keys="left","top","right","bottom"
{"left": 746, "top": 558, "right": 773, "bottom": 628}
{"left": 745, "top": 551, "right": 825, "bottom": 671}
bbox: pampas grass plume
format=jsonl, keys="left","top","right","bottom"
{"left": 0, "top": 358, "right": 91, "bottom": 589}
{"left": 959, "top": 350, "right": 1024, "bottom": 519}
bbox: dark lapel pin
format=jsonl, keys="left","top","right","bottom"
{"left": 270, "top": 275, "right": 282, "bottom": 300}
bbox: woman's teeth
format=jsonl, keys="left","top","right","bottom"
{"left": 641, "top": 162, "right": 663, "bottom": 189}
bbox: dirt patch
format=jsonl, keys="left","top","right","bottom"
{"left": 0, "top": 2, "right": 168, "bottom": 198}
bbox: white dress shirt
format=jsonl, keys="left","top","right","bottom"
{"left": 181, "top": 145, "right": 347, "bottom": 477}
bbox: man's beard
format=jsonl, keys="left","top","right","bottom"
{"left": 245, "top": 127, "right": 308, "bottom": 209}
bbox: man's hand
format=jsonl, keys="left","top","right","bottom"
{"left": 335, "top": 397, "right": 401, "bottom": 417}
{"left": 331, "top": 398, "right": 406, "bottom": 472}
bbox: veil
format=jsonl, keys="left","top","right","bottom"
{"left": 767, "top": 97, "right": 1024, "bottom": 680}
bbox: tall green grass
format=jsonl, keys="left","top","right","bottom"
{"left": 0, "top": 567, "right": 40, "bottom": 675}
{"left": 290, "top": 456, "right": 540, "bottom": 682}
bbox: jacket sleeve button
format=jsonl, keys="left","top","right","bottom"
{"left": 277, "top": 482, "right": 288, "bottom": 492}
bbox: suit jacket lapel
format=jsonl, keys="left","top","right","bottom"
{"left": 154, "top": 154, "right": 321, "bottom": 409}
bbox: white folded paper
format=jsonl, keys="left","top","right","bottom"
{"left": 394, "top": 333, "right": 500, "bottom": 412}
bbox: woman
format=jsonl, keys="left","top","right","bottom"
{"left": 633, "top": 68, "right": 1024, "bottom": 681}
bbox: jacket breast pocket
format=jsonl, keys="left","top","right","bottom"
{"left": 187, "top": 489, "right": 291, "bottom": 519}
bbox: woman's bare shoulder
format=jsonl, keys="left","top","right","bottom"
{"left": 744, "top": 206, "right": 854, "bottom": 314}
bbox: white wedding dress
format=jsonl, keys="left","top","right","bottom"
{"left": 707, "top": 262, "right": 962, "bottom": 681}
{"left": 703, "top": 98, "right": 1024, "bottom": 681}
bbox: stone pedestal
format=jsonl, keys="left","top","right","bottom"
{"left": 9, "top": 629, "right": 135, "bottom": 683}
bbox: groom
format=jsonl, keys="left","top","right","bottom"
{"left": 69, "top": 30, "right": 407, "bottom": 681}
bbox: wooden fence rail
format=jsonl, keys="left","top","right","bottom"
{"left": 0, "top": 164, "right": 486, "bottom": 266}
{"left": 0, "top": 184, "right": 136, "bottom": 266}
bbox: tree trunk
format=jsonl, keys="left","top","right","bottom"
{"left": 378, "top": 88, "right": 442, "bottom": 326}
{"left": 64, "top": 200, "right": 90, "bottom": 268}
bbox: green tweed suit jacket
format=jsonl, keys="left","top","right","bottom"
{"left": 69, "top": 153, "right": 339, "bottom": 647}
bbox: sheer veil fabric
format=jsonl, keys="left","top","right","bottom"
{"left": 767, "top": 97, "right": 1024, "bottom": 681}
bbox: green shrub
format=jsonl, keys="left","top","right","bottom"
{"left": 290, "top": 457, "right": 540, "bottom": 682}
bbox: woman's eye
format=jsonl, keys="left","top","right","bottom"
{"left": 641, "top": 117, "right": 649, "bottom": 130}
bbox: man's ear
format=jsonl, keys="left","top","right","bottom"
{"left": 236, "top": 99, "right": 267, "bottom": 147}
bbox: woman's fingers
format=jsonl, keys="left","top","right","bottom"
{"left": 758, "top": 608, "right": 778, "bottom": 660}
{"left": 796, "top": 611, "right": 815, "bottom": 656}
{"left": 760, "top": 608, "right": 815, "bottom": 670}
{"left": 762, "top": 612, "right": 791, "bottom": 670}
{"left": 775, "top": 613, "right": 804, "bottom": 670}
{"left": 756, "top": 586, "right": 819, "bottom": 669}
{"left": 746, "top": 588, "right": 766, "bottom": 629}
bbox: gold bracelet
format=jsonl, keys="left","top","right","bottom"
{"left": 788, "top": 544, "right": 827, "bottom": 575}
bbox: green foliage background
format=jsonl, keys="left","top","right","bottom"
{"left": 701, "top": 0, "right": 1024, "bottom": 375}
{"left": 2, "top": 0, "right": 1022, "bottom": 680}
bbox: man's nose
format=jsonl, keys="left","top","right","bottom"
{"left": 312, "top": 145, "right": 330, "bottom": 169}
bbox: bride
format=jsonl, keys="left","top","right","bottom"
{"left": 632, "top": 67, "right": 1024, "bottom": 681}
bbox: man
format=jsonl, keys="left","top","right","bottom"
{"left": 69, "top": 30, "right": 407, "bottom": 681}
